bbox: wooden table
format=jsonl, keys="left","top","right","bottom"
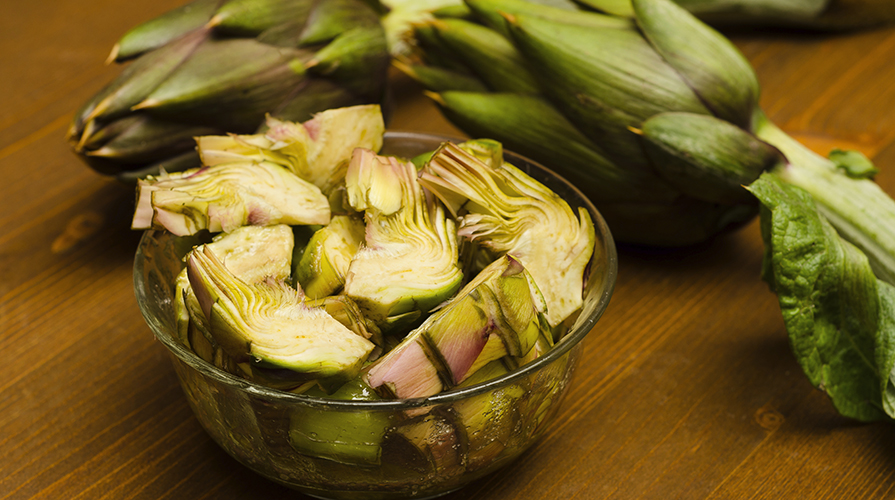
{"left": 4, "top": 1, "right": 895, "bottom": 498}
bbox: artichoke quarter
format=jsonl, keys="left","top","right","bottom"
{"left": 66, "top": 0, "right": 389, "bottom": 181}
{"left": 362, "top": 254, "right": 551, "bottom": 399}
{"left": 186, "top": 244, "right": 377, "bottom": 385}
{"left": 342, "top": 148, "right": 465, "bottom": 330}
{"left": 403, "top": 0, "right": 895, "bottom": 287}
{"left": 131, "top": 160, "right": 331, "bottom": 236}
{"left": 421, "top": 140, "right": 595, "bottom": 329}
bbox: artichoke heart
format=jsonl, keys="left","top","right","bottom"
{"left": 363, "top": 255, "right": 550, "bottom": 399}
{"left": 186, "top": 245, "right": 375, "bottom": 380}
{"left": 132, "top": 161, "right": 331, "bottom": 236}
{"left": 421, "top": 141, "right": 594, "bottom": 328}
{"left": 343, "top": 148, "right": 464, "bottom": 328}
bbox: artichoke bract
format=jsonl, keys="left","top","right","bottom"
{"left": 186, "top": 244, "right": 377, "bottom": 385}
{"left": 362, "top": 255, "right": 550, "bottom": 399}
{"left": 421, "top": 141, "right": 594, "bottom": 329}
{"left": 67, "top": 0, "right": 389, "bottom": 181}
{"left": 403, "top": 0, "right": 895, "bottom": 288}
{"left": 131, "top": 160, "right": 331, "bottom": 236}
{"left": 343, "top": 148, "right": 464, "bottom": 330}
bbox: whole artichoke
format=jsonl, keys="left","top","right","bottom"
{"left": 401, "top": 0, "right": 895, "bottom": 287}
{"left": 67, "top": 0, "right": 390, "bottom": 182}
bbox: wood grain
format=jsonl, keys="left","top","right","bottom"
{"left": 3, "top": 2, "right": 895, "bottom": 499}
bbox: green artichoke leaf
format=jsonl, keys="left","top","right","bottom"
{"left": 465, "top": 0, "right": 632, "bottom": 38}
{"left": 210, "top": 0, "right": 314, "bottom": 36}
{"left": 110, "top": 0, "right": 220, "bottom": 62}
{"left": 132, "top": 161, "right": 331, "bottom": 236}
{"left": 633, "top": 0, "right": 760, "bottom": 129}
{"left": 828, "top": 148, "right": 879, "bottom": 179}
{"left": 640, "top": 111, "right": 783, "bottom": 204}
{"left": 85, "top": 116, "right": 218, "bottom": 164}
{"left": 343, "top": 149, "right": 464, "bottom": 327}
{"left": 393, "top": 61, "right": 489, "bottom": 93}
{"left": 362, "top": 255, "right": 549, "bottom": 399}
{"left": 748, "top": 172, "right": 895, "bottom": 422}
{"left": 133, "top": 38, "right": 309, "bottom": 132}
{"left": 422, "top": 142, "right": 594, "bottom": 328}
{"left": 186, "top": 245, "right": 376, "bottom": 380}
{"left": 295, "top": 214, "right": 366, "bottom": 299}
{"left": 415, "top": 17, "right": 540, "bottom": 94}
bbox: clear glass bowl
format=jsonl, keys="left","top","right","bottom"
{"left": 133, "top": 131, "right": 618, "bottom": 500}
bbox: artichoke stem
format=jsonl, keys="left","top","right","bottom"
{"left": 754, "top": 111, "right": 895, "bottom": 284}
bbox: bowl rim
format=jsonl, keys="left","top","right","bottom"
{"left": 134, "top": 130, "right": 618, "bottom": 410}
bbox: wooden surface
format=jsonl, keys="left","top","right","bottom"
{"left": 4, "top": 1, "right": 895, "bottom": 499}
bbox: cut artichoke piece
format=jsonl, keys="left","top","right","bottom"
{"left": 174, "top": 224, "right": 295, "bottom": 345}
{"left": 421, "top": 141, "right": 595, "bottom": 328}
{"left": 363, "top": 255, "right": 550, "bottom": 399}
{"left": 294, "top": 214, "right": 365, "bottom": 299}
{"left": 289, "top": 377, "right": 390, "bottom": 466}
{"left": 186, "top": 245, "right": 376, "bottom": 384}
{"left": 132, "top": 161, "right": 331, "bottom": 236}
{"left": 343, "top": 148, "right": 464, "bottom": 328}
{"left": 196, "top": 104, "right": 385, "bottom": 193}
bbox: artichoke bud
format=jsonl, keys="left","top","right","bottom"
{"left": 393, "top": 60, "right": 489, "bottom": 93}
{"left": 209, "top": 0, "right": 314, "bottom": 36}
{"left": 422, "top": 142, "right": 595, "bottom": 327}
{"left": 392, "top": 412, "right": 465, "bottom": 473}
{"left": 343, "top": 148, "right": 464, "bottom": 328}
{"left": 306, "top": 27, "right": 389, "bottom": 90}
{"left": 294, "top": 214, "right": 366, "bottom": 299}
{"left": 640, "top": 112, "right": 783, "bottom": 204}
{"left": 86, "top": 116, "right": 218, "bottom": 163}
{"left": 186, "top": 245, "right": 376, "bottom": 381}
{"left": 632, "top": 0, "right": 760, "bottom": 129}
{"left": 363, "top": 255, "right": 549, "bottom": 398}
{"left": 464, "top": 0, "right": 632, "bottom": 38}
{"left": 429, "top": 91, "right": 676, "bottom": 204}
{"left": 419, "top": 18, "right": 540, "bottom": 94}
{"left": 91, "top": 28, "right": 211, "bottom": 125}
{"left": 132, "top": 161, "right": 331, "bottom": 236}
{"left": 131, "top": 39, "right": 308, "bottom": 132}
{"left": 298, "top": 0, "right": 382, "bottom": 46}
{"left": 503, "top": 9, "right": 710, "bottom": 168}
{"left": 109, "top": 0, "right": 220, "bottom": 62}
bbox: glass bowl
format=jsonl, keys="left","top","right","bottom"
{"left": 133, "top": 131, "right": 618, "bottom": 499}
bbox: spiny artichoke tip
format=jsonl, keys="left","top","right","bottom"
{"left": 67, "top": 0, "right": 389, "bottom": 181}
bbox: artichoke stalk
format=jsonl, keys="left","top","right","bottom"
{"left": 67, "top": 0, "right": 389, "bottom": 181}
{"left": 403, "top": 0, "right": 895, "bottom": 288}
